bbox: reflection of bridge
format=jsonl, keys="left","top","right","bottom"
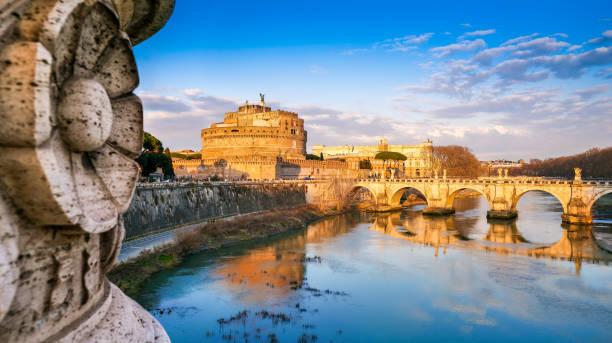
{"left": 353, "top": 172, "right": 612, "bottom": 225}
{"left": 369, "top": 211, "right": 612, "bottom": 270}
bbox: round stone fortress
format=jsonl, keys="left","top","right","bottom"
{"left": 201, "top": 95, "right": 307, "bottom": 160}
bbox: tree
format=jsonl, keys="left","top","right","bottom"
{"left": 359, "top": 159, "right": 372, "bottom": 169}
{"left": 143, "top": 131, "right": 163, "bottom": 152}
{"left": 305, "top": 153, "right": 322, "bottom": 160}
{"left": 433, "top": 145, "right": 482, "bottom": 178}
{"left": 374, "top": 151, "right": 407, "bottom": 161}
{"left": 136, "top": 152, "right": 175, "bottom": 179}
{"left": 518, "top": 147, "right": 612, "bottom": 178}
{"left": 137, "top": 132, "right": 174, "bottom": 179}
{"left": 171, "top": 152, "right": 202, "bottom": 160}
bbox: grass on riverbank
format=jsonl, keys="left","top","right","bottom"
{"left": 108, "top": 206, "right": 340, "bottom": 298}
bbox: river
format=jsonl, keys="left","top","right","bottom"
{"left": 136, "top": 192, "right": 612, "bottom": 343}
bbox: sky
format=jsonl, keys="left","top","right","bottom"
{"left": 133, "top": 0, "right": 612, "bottom": 160}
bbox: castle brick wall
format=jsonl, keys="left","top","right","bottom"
{"left": 172, "top": 157, "right": 357, "bottom": 180}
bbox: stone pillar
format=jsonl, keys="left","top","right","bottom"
{"left": 422, "top": 179, "right": 455, "bottom": 216}
{"left": 486, "top": 183, "right": 517, "bottom": 220}
{"left": 561, "top": 169, "right": 592, "bottom": 225}
{"left": 0, "top": 1, "right": 174, "bottom": 342}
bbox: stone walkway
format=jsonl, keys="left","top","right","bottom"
{"left": 118, "top": 222, "right": 200, "bottom": 262}
{"left": 118, "top": 211, "right": 263, "bottom": 262}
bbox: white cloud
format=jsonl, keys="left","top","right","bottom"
{"left": 572, "top": 84, "right": 612, "bottom": 100}
{"left": 501, "top": 33, "right": 539, "bottom": 46}
{"left": 342, "top": 33, "right": 433, "bottom": 55}
{"left": 401, "top": 33, "right": 612, "bottom": 99}
{"left": 341, "top": 48, "right": 372, "bottom": 55}
{"left": 430, "top": 39, "right": 486, "bottom": 58}
{"left": 585, "top": 30, "right": 612, "bottom": 46}
{"left": 596, "top": 67, "right": 612, "bottom": 78}
{"left": 180, "top": 88, "right": 204, "bottom": 96}
{"left": 459, "top": 29, "right": 496, "bottom": 40}
{"left": 140, "top": 94, "right": 192, "bottom": 112}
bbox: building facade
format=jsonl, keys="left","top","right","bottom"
{"left": 312, "top": 138, "right": 434, "bottom": 178}
{"left": 201, "top": 96, "right": 307, "bottom": 160}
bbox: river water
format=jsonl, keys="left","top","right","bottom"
{"left": 136, "top": 192, "right": 612, "bottom": 343}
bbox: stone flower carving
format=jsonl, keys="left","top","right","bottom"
{"left": 0, "top": 1, "right": 143, "bottom": 234}
{"left": 0, "top": 0, "right": 174, "bottom": 341}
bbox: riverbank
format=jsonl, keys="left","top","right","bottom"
{"left": 108, "top": 206, "right": 343, "bottom": 297}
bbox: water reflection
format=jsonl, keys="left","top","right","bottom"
{"left": 209, "top": 215, "right": 362, "bottom": 304}
{"left": 136, "top": 193, "right": 612, "bottom": 343}
{"left": 370, "top": 211, "right": 612, "bottom": 269}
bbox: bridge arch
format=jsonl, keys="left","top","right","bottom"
{"left": 389, "top": 185, "right": 428, "bottom": 206}
{"left": 511, "top": 189, "right": 567, "bottom": 213}
{"left": 588, "top": 189, "right": 612, "bottom": 211}
{"left": 348, "top": 185, "right": 378, "bottom": 205}
{"left": 445, "top": 187, "right": 489, "bottom": 209}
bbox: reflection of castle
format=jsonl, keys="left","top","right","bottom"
{"left": 212, "top": 214, "right": 361, "bottom": 304}
{"left": 369, "top": 211, "right": 612, "bottom": 272}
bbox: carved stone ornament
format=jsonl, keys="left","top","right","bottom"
{"left": 0, "top": 0, "right": 174, "bottom": 341}
{"left": 574, "top": 167, "right": 582, "bottom": 180}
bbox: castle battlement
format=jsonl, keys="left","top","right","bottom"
{"left": 201, "top": 95, "right": 307, "bottom": 161}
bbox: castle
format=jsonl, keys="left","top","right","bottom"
{"left": 201, "top": 94, "right": 306, "bottom": 160}
{"left": 173, "top": 95, "right": 434, "bottom": 180}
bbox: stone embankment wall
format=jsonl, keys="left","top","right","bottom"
{"left": 123, "top": 182, "right": 307, "bottom": 240}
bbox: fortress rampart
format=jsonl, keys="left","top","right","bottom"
{"left": 201, "top": 99, "right": 307, "bottom": 160}
{"left": 173, "top": 156, "right": 356, "bottom": 180}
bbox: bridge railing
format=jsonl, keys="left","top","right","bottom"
{"left": 355, "top": 177, "right": 612, "bottom": 186}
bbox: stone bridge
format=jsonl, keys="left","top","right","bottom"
{"left": 351, "top": 172, "right": 612, "bottom": 225}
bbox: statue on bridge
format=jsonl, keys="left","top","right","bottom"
{"left": 574, "top": 168, "right": 582, "bottom": 181}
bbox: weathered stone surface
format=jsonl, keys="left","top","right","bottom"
{"left": 95, "top": 33, "right": 139, "bottom": 99}
{"left": 0, "top": 42, "right": 53, "bottom": 146}
{"left": 58, "top": 78, "right": 114, "bottom": 152}
{"left": 0, "top": 195, "right": 18, "bottom": 323}
{"left": 0, "top": 0, "right": 175, "bottom": 341}
{"left": 108, "top": 94, "right": 144, "bottom": 158}
{"left": 124, "top": 182, "right": 308, "bottom": 239}
{"left": 90, "top": 144, "right": 140, "bottom": 212}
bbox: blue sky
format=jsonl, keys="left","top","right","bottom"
{"left": 134, "top": 0, "right": 612, "bottom": 160}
